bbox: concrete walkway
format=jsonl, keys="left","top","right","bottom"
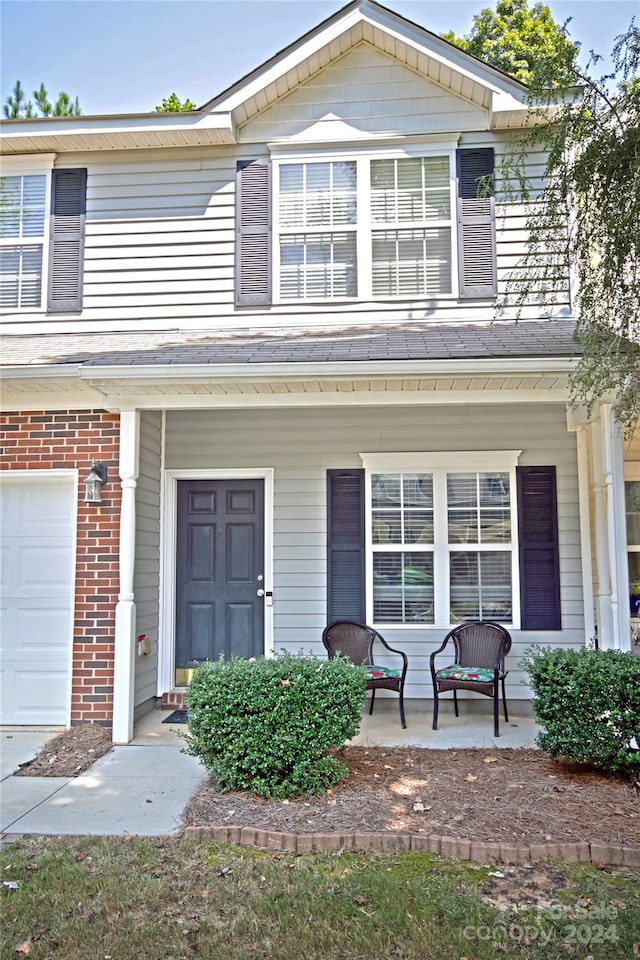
{"left": 1, "top": 704, "right": 540, "bottom": 844}
{"left": 1, "top": 719, "right": 207, "bottom": 844}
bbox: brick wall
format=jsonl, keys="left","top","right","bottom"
{"left": 1, "top": 410, "right": 120, "bottom": 727}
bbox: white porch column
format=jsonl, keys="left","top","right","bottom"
{"left": 601, "top": 404, "right": 631, "bottom": 650}
{"left": 590, "top": 417, "right": 613, "bottom": 646}
{"left": 112, "top": 409, "right": 140, "bottom": 743}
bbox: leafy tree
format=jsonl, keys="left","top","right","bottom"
{"left": 442, "top": 0, "right": 580, "bottom": 86}
{"left": 155, "top": 93, "right": 197, "bottom": 112}
{"left": 3, "top": 81, "right": 81, "bottom": 118}
{"left": 500, "top": 24, "right": 640, "bottom": 434}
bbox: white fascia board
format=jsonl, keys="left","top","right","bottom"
{"left": 0, "top": 111, "right": 234, "bottom": 148}
{"left": 214, "top": 7, "right": 365, "bottom": 112}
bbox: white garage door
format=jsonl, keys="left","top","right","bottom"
{"left": 0, "top": 476, "right": 75, "bottom": 724}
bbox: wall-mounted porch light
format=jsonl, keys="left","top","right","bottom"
{"left": 84, "top": 462, "right": 108, "bottom": 504}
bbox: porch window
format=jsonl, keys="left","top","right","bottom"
{"left": 363, "top": 453, "right": 519, "bottom": 628}
{"left": 626, "top": 476, "right": 640, "bottom": 624}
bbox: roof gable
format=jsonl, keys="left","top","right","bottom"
{"left": 239, "top": 42, "right": 489, "bottom": 144}
{"left": 207, "top": 0, "right": 530, "bottom": 132}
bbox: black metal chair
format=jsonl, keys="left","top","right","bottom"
{"left": 322, "top": 620, "right": 408, "bottom": 728}
{"left": 430, "top": 620, "right": 512, "bottom": 737}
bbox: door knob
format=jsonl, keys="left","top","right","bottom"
{"left": 256, "top": 589, "right": 265, "bottom": 597}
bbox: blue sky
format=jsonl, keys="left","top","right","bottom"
{"left": 1, "top": 0, "right": 637, "bottom": 116}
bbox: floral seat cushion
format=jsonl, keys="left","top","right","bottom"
{"left": 365, "top": 665, "right": 402, "bottom": 680}
{"left": 436, "top": 664, "right": 502, "bottom": 683}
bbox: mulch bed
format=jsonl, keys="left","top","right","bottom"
{"left": 184, "top": 747, "right": 640, "bottom": 848}
{"left": 15, "top": 726, "right": 640, "bottom": 849}
{"left": 15, "top": 723, "right": 113, "bottom": 778}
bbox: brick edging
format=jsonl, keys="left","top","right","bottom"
{"left": 182, "top": 825, "right": 640, "bottom": 866}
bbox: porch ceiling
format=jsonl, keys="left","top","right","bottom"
{"left": 0, "top": 369, "right": 570, "bottom": 410}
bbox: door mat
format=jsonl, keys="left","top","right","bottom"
{"left": 162, "top": 709, "right": 188, "bottom": 724}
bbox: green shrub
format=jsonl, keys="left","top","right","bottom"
{"left": 522, "top": 645, "right": 640, "bottom": 774}
{"left": 184, "top": 652, "right": 367, "bottom": 798}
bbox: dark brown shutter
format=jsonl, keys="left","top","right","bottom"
{"left": 327, "top": 469, "right": 365, "bottom": 623}
{"left": 457, "top": 148, "right": 496, "bottom": 298}
{"left": 517, "top": 466, "right": 561, "bottom": 630}
{"left": 236, "top": 158, "right": 270, "bottom": 306}
{"left": 48, "top": 168, "right": 87, "bottom": 312}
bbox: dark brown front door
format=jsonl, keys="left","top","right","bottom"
{"left": 175, "top": 479, "right": 265, "bottom": 683}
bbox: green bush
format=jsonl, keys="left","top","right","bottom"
{"left": 522, "top": 645, "right": 640, "bottom": 774}
{"left": 184, "top": 652, "right": 367, "bottom": 798}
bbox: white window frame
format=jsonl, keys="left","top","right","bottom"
{"left": 0, "top": 154, "right": 55, "bottom": 312}
{"left": 360, "top": 451, "right": 521, "bottom": 629}
{"left": 271, "top": 140, "right": 459, "bottom": 304}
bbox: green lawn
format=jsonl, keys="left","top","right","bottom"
{"left": 1, "top": 837, "right": 638, "bottom": 959}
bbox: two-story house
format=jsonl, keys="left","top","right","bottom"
{"left": 1, "top": 0, "right": 637, "bottom": 741}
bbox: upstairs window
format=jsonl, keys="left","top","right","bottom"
{"left": 0, "top": 173, "right": 48, "bottom": 309}
{"left": 0, "top": 161, "right": 87, "bottom": 314}
{"left": 275, "top": 152, "right": 454, "bottom": 302}
{"left": 236, "top": 148, "right": 496, "bottom": 306}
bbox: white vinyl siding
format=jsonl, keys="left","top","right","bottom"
{"left": 134, "top": 411, "right": 162, "bottom": 711}
{"left": 0, "top": 138, "right": 569, "bottom": 327}
{"left": 164, "top": 403, "right": 582, "bottom": 701}
{"left": 239, "top": 45, "right": 486, "bottom": 142}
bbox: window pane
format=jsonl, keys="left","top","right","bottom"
{"left": 403, "top": 474, "right": 433, "bottom": 508}
{"left": 372, "top": 474, "right": 401, "bottom": 507}
{"left": 372, "top": 227, "right": 451, "bottom": 296}
{"left": 448, "top": 473, "right": 511, "bottom": 544}
{"left": 373, "top": 552, "right": 434, "bottom": 623}
{"left": 0, "top": 244, "right": 42, "bottom": 308}
{"left": 371, "top": 156, "right": 450, "bottom": 223}
{"left": 405, "top": 512, "right": 433, "bottom": 544}
{"left": 280, "top": 232, "right": 356, "bottom": 300}
{"left": 0, "top": 174, "right": 46, "bottom": 239}
{"left": 279, "top": 161, "right": 356, "bottom": 229}
{"left": 372, "top": 512, "right": 402, "bottom": 543}
{"left": 449, "top": 551, "right": 512, "bottom": 623}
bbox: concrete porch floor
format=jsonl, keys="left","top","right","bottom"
{"left": 133, "top": 698, "right": 540, "bottom": 750}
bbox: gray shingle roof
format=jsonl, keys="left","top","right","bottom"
{"left": 1, "top": 318, "right": 579, "bottom": 370}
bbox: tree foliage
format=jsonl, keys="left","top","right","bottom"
{"left": 154, "top": 93, "right": 197, "bottom": 112}
{"left": 500, "top": 24, "right": 640, "bottom": 434}
{"left": 442, "top": 0, "right": 580, "bottom": 86}
{"left": 3, "top": 80, "right": 81, "bottom": 118}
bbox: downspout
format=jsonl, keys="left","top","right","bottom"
{"left": 601, "top": 404, "right": 631, "bottom": 650}
{"left": 590, "top": 417, "right": 612, "bottom": 647}
{"left": 576, "top": 426, "right": 595, "bottom": 644}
